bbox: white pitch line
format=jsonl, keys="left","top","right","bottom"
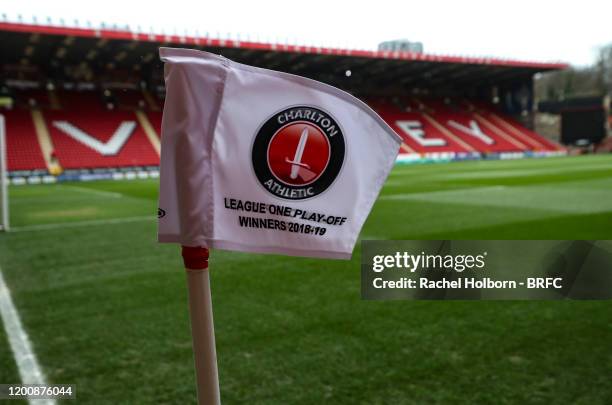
{"left": 11, "top": 215, "right": 155, "bottom": 233}
{"left": 0, "top": 264, "right": 55, "bottom": 405}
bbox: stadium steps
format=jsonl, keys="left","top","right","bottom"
{"left": 400, "top": 143, "right": 415, "bottom": 153}
{"left": 31, "top": 110, "right": 61, "bottom": 172}
{"left": 135, "top": 111, "right": 160, "bottom": 156}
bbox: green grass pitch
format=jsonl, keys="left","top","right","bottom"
{"left": 1, "top": 155, "right": 611, "bottom": 404}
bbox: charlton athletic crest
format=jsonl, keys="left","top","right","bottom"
{"left": 252, "top": 106, "right": 345, "bottom": 200}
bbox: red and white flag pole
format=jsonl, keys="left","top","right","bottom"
{"left": 181, "top": 246, "right": 221, "bottom": 405}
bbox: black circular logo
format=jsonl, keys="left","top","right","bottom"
{"left": 252, "top": 106, "right": 345, "bottom": 200}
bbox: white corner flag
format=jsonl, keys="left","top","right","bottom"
{"left": 158, "top": 47, "right": 400, "bottom": 259}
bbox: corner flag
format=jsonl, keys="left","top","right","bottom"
{"left": 158, "top": 47, "right": 401, "bottom": 259}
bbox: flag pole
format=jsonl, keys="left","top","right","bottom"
{"left": 181, "top": 246, "right": 221, "bottom": 405}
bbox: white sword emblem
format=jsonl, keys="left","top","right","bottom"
{"left": 285, "top": 127, "right": 310, "bottom": 179}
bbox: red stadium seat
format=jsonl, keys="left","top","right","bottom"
{"left": 421, "top": 100, "right": 529, "bottom": 153}
{"left": 147, "top": 111, "right": 163, "bottom": 137}
{"left": 43, "top": 91, "right": 159, "bottom": 169}
{"left": 371, "top": 104, "right": 474, "bottom": 153}
{"left": 371, "top": 97, "right": 563, "bottom": 154}
{"left": 2, "top": 109, "right": 47, "bottom": 171}
{"left": 476, "top": 106, "right": 564, "bottom": 152}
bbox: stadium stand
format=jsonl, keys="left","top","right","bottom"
{"left": 0, "top": 21, "right": 569, "bottom": 177}
{"left": 2, "top": 89, "right": 564, "bottom": 173}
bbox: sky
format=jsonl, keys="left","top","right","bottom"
{"left": 3, "top": 0, "right": 611, "bottom": 66}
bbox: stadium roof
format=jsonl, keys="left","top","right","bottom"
{"left": 0, "top": 21, "right": 569, "bottom": 94}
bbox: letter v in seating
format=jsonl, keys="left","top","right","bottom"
{"left": 52, "top": 121, "right": 136, "bottom": 155}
